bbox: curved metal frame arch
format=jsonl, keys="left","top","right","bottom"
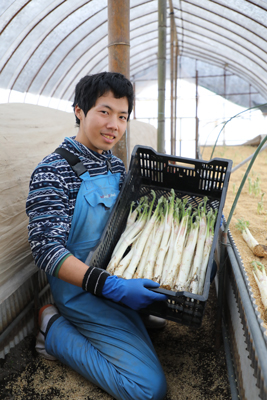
{"left": 0, "top": 0, "right": 32, "bottom": 34}
{"left": 0, "top": 1, "right": 66, "bottom": 74}
{"left": 183, "top": 47, "right": 266, "bottom": 97}
{"left": 179, "top": 29, "right": 267, "bottom": 86}
{"left": 4, "top": 1, "right": 101, "bottom": 91}
{"left": 177, "top": 7, "right": 267, "bottom": 60}
{"left": 49, "top": 36, "right": 109, "bottom": 100}
{"left": 30, "top": 12, "right": 107, "bottom": 96}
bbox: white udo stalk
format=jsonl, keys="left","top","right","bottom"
{"left": 113, "top": 235, "right": 140, "bottom": 277}
{"left": 160, "top": 222, "right": 177, "bottom": 286}
{"left": 159, "top": 222, "right": 175, "bottom": 281}
{"left": 125, "top": 197, "right": 147, "bottom": 230}
{"left": 236, "top": 218, "right": 267, "bottom": 258}
{"left": 112, "top": 200, "right": 146, "bottom": 256}
{"left": 174, "top": 217, "right": 199, "bottom": 292}
{"left": 111, "top": 202, "right": 141, "bottom": 258}
{"left": 133, "top": 221, "right": 157, "bottom": 279}
{"left": 126, "top": 201, "right": 138, "bottom": 229}
{"left": 160, "top": 204, "right": 191, "bottom": 289}
{"left": 189, "top": 204, "right": 208, "bottom": 294}
{"left": 123, "top": 191, "right": 160, "bottom": 279}
{"left": 197, "top": 212, "right": 215, "bottom": 295}
{"left": 252, "top": 261, "right": 267, "bottom": 319}
{"left": 152, "top": 190, "right": 175, "bottom": 283}
{"left": 235, "top": 218, "right": 258, "bottom": 249}
{"left": 113, "top": 246, "right": 134, "bottom": 277}
{"left": 143, "top": 211, "right": 164, "bottom": 279}
{"left": 106, "top": 205, "right": 148, "bottom": 274}
{"left": 242, "top": 227, "right": 258, "bottom": 250}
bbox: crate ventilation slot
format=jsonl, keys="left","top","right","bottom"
{"left": 139, "top": 153, "right": 164, "bottom": 182}
{"left": 199, "top": 163, "right": 226, "bottom": 191}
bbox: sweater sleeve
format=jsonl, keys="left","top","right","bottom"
{"left": 26, "top": 161, "right": 73, "bottom": 275}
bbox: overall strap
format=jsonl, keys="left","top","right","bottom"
{"left": 54, "top": 148, "right": 87, "bottom": 177}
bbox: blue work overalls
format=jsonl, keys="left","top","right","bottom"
{"left": 45, "top": 154, "right": 167, "bottom": 400}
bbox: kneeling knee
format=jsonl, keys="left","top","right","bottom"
{"left": 141, "top": 368, "right": 167, "bottom": 400}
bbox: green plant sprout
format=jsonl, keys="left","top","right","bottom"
{"left": 248, "top": 176, "right": 261, "bottom": 196}
{"left": 254, "top": 176, "right": 261, "bottom": 196}
{"left": 257, "top": 192, "right": 265, "bottom": 215}
{"left": 236, "top": 218, "right": 250, "bottom": 231}
{"left": 233, "top": 183, "right": 236, "bottom": 195}
{"left": 248, "top": 177, "right": 253, "bottom": 195}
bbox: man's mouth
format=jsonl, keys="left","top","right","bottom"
{"left": 102, "top": 133, "right": 116, "bottom": 140}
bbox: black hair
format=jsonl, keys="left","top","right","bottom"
{"left": 72, "top": 72, "right": 134, "bottom": 125}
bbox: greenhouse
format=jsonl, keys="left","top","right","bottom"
{"left": 1, "top": 1, "right": 267, "bottom": 399}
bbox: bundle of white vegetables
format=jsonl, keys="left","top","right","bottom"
{"left": 106, "top": 190, "right": 217, "bottom": 295}
{"left": 236, "top": 219, "right": 267, "bottom": 258}
{"left": 252, "top": 261, "right": 267, "bottom": 320}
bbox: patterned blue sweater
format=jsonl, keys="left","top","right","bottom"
{"left": 26, "top": 136, "right": 126, "bottom": 278}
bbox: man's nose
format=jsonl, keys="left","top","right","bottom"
{"left": 106, "top": 115, "right": 118, "bottom": 130}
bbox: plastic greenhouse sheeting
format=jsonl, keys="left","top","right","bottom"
{"left": 0, "top": 0, "right": 267, "bottom": 110}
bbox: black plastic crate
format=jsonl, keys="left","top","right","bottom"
{"left": 86, "top": 146, "right": 232, "bottom": 328}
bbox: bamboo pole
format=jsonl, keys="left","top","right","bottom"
{"left": 158, "top": 0, "right": 167, "bottom": 153}
{"left": 108, "top": 0, "right": 130, "bottom": 167}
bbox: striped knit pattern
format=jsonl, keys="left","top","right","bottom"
{"left": 26, "top": 136, "right": 126, "bottom": 281}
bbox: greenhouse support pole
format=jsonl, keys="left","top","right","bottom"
{"left": 170, "top": 10, "right": 175, "bottom": 155}
{"left": 108, "top": 0, "right": 130, "bottom": 168}
{"left": 223, "top": 67, "right": 227, "bottom": 146}
{"left": 168, "top": 0, "right": 179, "bottom": 155}
{"left": 133, "top": 79, "right": 136, "bottom": 119}
{"left": 195, "top": 69, "right": 199, "bottom": 159}
{"left": 174, "top": 41, "right": 178, "bottom": 156}
{"left": 158, "top": 0, "right": 166, "bottom": 153}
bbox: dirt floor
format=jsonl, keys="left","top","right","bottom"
{"left": 3, "top": 142, "right": 267, "bottom": 400}
{"left": 0, "top": 281, "right": 231, "bottom": 400}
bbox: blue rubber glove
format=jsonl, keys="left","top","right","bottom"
{"left": 102, "top": 275, "right": 168, "bottom": 311}
{"left": 220, "top": 213, "right": 225, "bottom": 228}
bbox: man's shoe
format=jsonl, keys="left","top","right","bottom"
{"left": 142, "top": 314, "right": 167, "bottom": 330}
{"left": 36, "top": 304, "right": 59, "bottom": 360}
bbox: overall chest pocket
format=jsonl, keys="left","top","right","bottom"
{"left": 85, "top": 188, "right": 118, "bottom": 210}
{"left": 80, "top": 185, "right": 119, "bottom": 246}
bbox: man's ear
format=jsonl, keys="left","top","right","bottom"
{"left": 74, "top": 105, "right": 83, "bottom": 121}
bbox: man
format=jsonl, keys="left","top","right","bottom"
{"left": 26, "top": 72, "right": 167, "bottom": 400}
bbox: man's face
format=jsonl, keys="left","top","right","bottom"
{"left": 75, "top": 91, "right": 129, "bottom": 154}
